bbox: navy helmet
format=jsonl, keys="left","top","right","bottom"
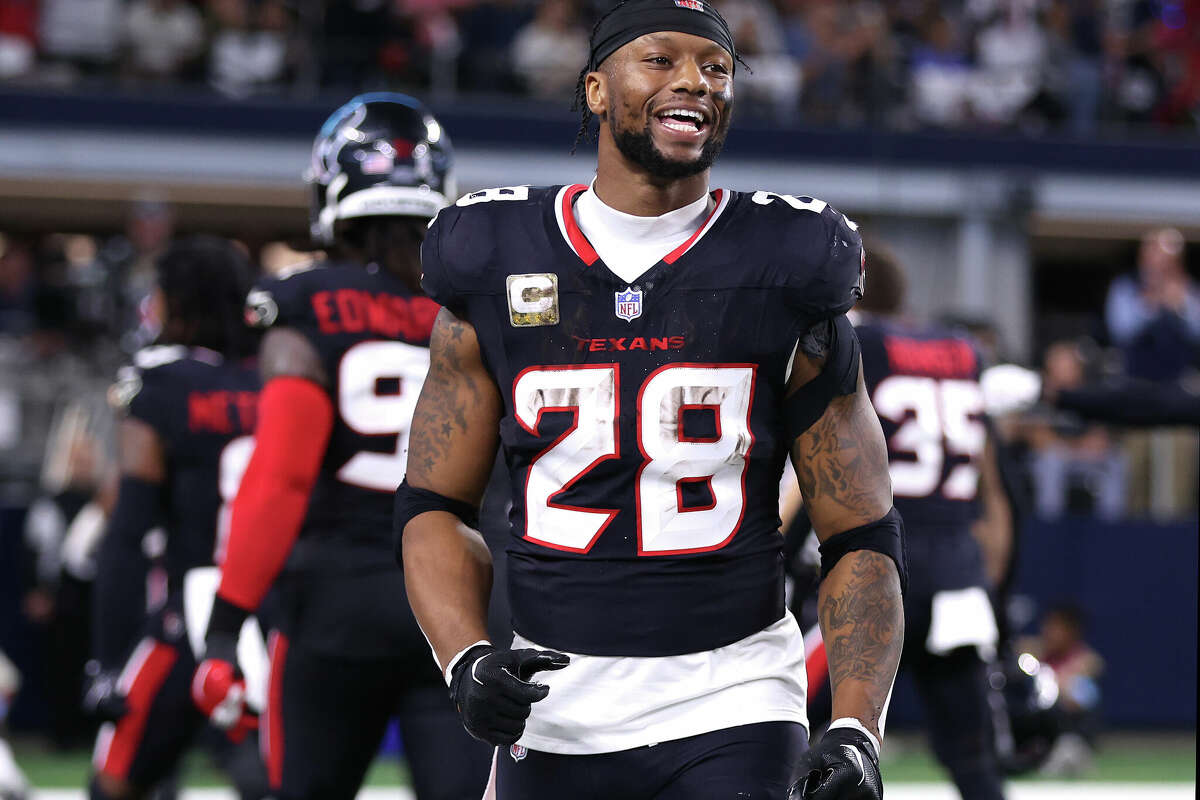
{"left": 307, "top": 92, "right": 455, "bottom": 246}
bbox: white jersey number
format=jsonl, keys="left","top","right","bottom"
{"left": 872, "top": 376, "right": 986, "bottom": 499}
{"left": 337, "top": 340, "right": 430, "bottom": 492}
{"left": 514, "top": 364, "right": 754, "bottom": 555}
{"left": 215, "top": 435, "right": 255, "bottom": 564}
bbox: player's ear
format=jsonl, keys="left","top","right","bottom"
{"left": 585, "top": 70, "right": 608, "bottom": 117}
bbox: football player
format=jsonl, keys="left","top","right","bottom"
{"left": 852, "top": 246, "right": 1011, "bottom": 799}
{"left": 84, "top": 236, "right": 265, "bottom": 800}
{"left": 191, "top": 94, "right": 492, "bottom": 800}
{"left": 395, "top": 2, "right": 905, "bottom": 799}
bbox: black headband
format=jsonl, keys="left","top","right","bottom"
{"left": 587, "top": 0, "right": 736, "bottom": 72}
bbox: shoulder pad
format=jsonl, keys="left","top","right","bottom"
{"left": 245, "top": 261, "right": 331, "bottom": 330}
{"left": 751, "top": 191, "right": 864, "bottom": 323}
{"left": 133, "top": 345, "right": 188, "bottom": 370}
{"left": 275, "top": 260, "right": 319, "bottom": 280}
{"left": 423, "top": 186, "right": 558, "bottom": 310}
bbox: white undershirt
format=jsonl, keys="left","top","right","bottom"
{"left": 573, "top": 183, "right": 712, "bottom": 284}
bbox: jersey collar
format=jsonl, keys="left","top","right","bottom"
{"left": 553, "top": 184, "right": 730, "bottom": 268}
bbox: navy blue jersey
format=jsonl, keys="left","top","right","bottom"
{"left": 855, "top": 317, "right": 986, "bottom": 532}
{"left": 113, "top": 346, "right": 260, "bottom": 590}
{"left": 422, "top": 185, "right": 864, "bottom": 657}
{"left": 245, "top": 261, "right": 439, "bottom": 562}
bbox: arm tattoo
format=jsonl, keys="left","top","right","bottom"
{"left": 819, "top": 550, "right": 904, "bottom": 729}
{"left": 406, "top": 311, "right": 488, "bottom": 485}
{"left": 793, "top": 387, "right": 891, "bottom": 519}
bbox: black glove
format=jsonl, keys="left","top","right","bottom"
{"left": 81, "top": 660, "right": 128, "bottom": 722}
{"left": 448, "top": 644, "right": 570, "bottom": 746}
{"left": 789, "top": 728, "right": 883, "bottom": 800}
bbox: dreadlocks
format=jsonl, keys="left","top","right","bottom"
{"left": 157, "top": 236, "right": 257, "bottom": 359}
{"left": 571, "top": 4, "right": 624, "bottom": 154}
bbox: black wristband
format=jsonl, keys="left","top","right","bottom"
{"left": 207, "top": 595, "right": 251, "bottom": 641}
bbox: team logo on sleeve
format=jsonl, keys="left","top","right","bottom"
{"left": 244, "top": 289, "right": 278, "bottom": 328}
{"left": 506, "top": 273, "right": 559, "bottom": 327}
{"left": 614, "top": 287, "right": 643, "bottom": 322}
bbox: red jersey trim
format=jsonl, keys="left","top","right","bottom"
{"left": 556, "top": 184, "right": 599, "bottom": 266}
{"left": 662, "top": 189, "right": 726, "bottom": 264}
{"left": 554, "top": 185, "right": 730, "bottom": 268}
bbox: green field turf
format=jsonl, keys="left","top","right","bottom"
{"left": 9, "top": 732, "right": 1195, "bottom": 789}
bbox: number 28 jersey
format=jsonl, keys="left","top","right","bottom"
{"left": 422, "top": 185, "right": 864, "bottom": 657}
{"left": 245, "top": 261, "right": 440, "bottom": 558}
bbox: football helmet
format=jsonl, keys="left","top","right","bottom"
{"left": 307, "top": 92, "right": 455, "bottom": 245}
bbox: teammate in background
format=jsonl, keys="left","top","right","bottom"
{"left": 853, "top": 246, "right": 1011, "bottom": 800}
{"left": 192, "top": 94, "right": 492, "bottom": 800}
{"left": 84, "top": 237, "right": 265, "bottom": 800}
{"left": 396, "top": 2, "right": 904, "bottom": 798}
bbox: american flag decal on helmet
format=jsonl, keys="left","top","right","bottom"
{"left": 674, "top": 0, "right": 705, "bottom": 9}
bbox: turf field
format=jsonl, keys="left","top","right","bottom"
{"left": 10, "top": 733, "right": 1195, "bottom": 797}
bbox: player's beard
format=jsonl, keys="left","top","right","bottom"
{"left": 611, "top": 112, "right": 730, "bottom": 180}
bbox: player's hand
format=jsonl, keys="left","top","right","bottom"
{"left": 448, "top": 645, "right": 570, "bottom": 746}
{"left": 191, "top": 632, "right": 257, "bottom": 743}
{"left": 788, "top": 728, "right": 882, "bottom": 800}
{"left": 81, "top": 661, "right": 128, "bottom": 722}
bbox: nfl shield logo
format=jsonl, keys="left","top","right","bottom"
{"left": 614, "top": 288, "right": 643, "bottom": 322}
{"left": 509, "top": 743, "right": 528, "bottom": 762}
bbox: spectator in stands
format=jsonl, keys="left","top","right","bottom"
{"left": 779, "top": 0, "right": 850, "bottom": 123}
{"left": 0, "top": 0, "right": 36, "bottom": 79}
{"left": 1044, "top": 0, "right": 1105, "bottom": 135}
{"left": 37, "top": 0, "right": 122, "bottom": 77}
{"left": 971, "top": 0, "right": 1051, "bottom": 128}
{"left": 1110, "top": 0, "right": 1168, "bottom": 125}
{"left": 208, "top": 0, "right": 293, "bottom": 97}
{"left": 780, "top": 0, "right": 883, "bottom": 124}
{"left": 909, "top": 10, "right": 973, "bottom": 127}
{"left": 123, "top": 0, "right": 206, "bottom": 82}
{"left": 1150, "top": 0, "right": 1200, "bottom": 127}
{"left": 456, "top": 0, "right": 531, "bottom": 93}
{"left": 1105, "top": 228, "right": 1200, "bottom": 381}
{"left": 511, "top": 0, "right": 588, "bottom": 100}
{"left": 1022, "top": 340, "right": 1128, "bottom": 520}
{"left": 715, "top": 0, "right": 801, "bottom": 121}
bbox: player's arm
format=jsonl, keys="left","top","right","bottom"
{"left": 85, "top": 418, "right": 165, "bottom": 721}
{"left": 399, "top": 309, "right": 499, "bottom": 668}
{"left": 787, "top": 330, "right": 902, "bottom": 800}
{"left": 194, "top": 328, "right": 332, "bottom": 739}
{"left": 397, "top": 309, "right": 568, "bottom": 746}
{"left": 971, "top": 433, "right": 1012, "bottom": 589}
{"left": 790, "top": 356, "right": 903, "bottom": 739}
{"left": 211, "top": 327, "right": 332, "bottom": 622}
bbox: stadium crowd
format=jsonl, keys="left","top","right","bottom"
{"left": 0, "top": 0, "right": 1197, "bottom": 132}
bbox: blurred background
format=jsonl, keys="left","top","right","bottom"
{"left": 0, "top": 0, "right": 1196, "bottom": 795}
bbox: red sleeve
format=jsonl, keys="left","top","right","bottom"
{"left": 216, "top": 376, "right": 334, "bottom": 612}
